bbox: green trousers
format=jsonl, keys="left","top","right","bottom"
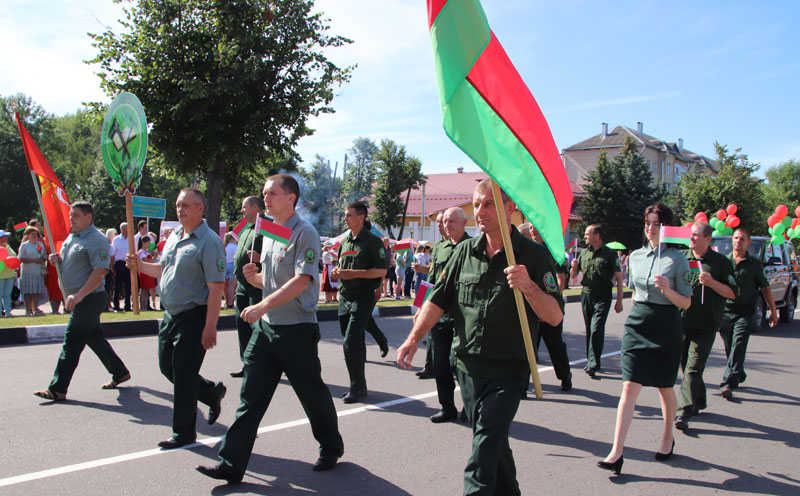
{"left": 719, "top": 309, "right": 753, "bottom": 388}
{"left": 338, "top": 296, "right": 376, "bottom": 392}
{"left": 234, "top": 283, "right": 262, "bottom": 358}
{"left": 217, "top": 321, "right": 343, "bottom": 479}
{"left": 158, "top": 305, "right": 222, "bottom": 443}
{"left": 49, "top": 291, "right": 128, "bottom": 394}
{"left": 677, "top": 326, "right": 717, "bottom": 416}
{"left": 580, "top": 292, "right": 611, "bottom": 369}
{"left": 457, "top": 369, "right": 526, "bottom": 496}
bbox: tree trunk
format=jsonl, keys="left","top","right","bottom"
{"left": 397, "top": 186, "right": 412, "bottom": 239}
{"left": 205, "top": 156, "right": 225, "bottom": 237}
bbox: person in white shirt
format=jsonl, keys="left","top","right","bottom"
{"left": 111, "top": 223, "right": 132, "bottom": 312}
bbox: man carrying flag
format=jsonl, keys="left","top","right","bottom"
{"left": 674, "top": 222, "right": 736, "bottom": 431}
{"left": 398, "top": 180, "right": 563, "bottom": 494}
{"left": 196, "top": 174, "right": 343, "bottom": 482}
{"left": 229, "top": 196, "right": 264, "bottom": 378}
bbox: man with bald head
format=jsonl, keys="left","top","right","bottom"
{"left": 426, "top": 206, "right": 470, "bottom": 422}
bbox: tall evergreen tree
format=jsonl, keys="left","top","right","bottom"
{"left": 343, "top": 137, "right": 378, "bottom": 204}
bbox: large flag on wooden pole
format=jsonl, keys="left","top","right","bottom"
{"left": 427, "top": 0, "right": 573, "bottom": 398}
{"left": 427, "top": 0, "right": 572, "bottom": 264}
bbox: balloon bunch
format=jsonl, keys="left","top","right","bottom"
{"left": 0, "top": 247, "right": 22, "bottom": 272}
{"left": 684, "top": 204, "right": 740, "bottom": 236}
{"left": 768, "top": 205, "right": 800, "bottom": 245}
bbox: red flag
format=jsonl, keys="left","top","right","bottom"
{"left": 15, "top": 113, "right": 72, "bottom": 252}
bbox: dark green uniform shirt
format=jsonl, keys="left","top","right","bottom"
{"left": 337, "top": 228, "right": 387, "bottom": 300}
{"left": 429, "top": 232, "right": 471, "bottom": 282}
{"left": 725, "top": 252, "right": 768, "bottom": 311}
{"left": 233, "top": 222, "right": 262, "bottom": 288}
{"left": 681, "top": 248, "right": 737, "bottom": 331}
{"left": 577, "top": 244, "right": 620, "bottom": 296}
{"left": 429, "top": 227, "right": 564, "bottom": 378}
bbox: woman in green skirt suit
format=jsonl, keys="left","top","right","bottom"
{"left": 598, "top": 203, "right": 692, "bottom": 474}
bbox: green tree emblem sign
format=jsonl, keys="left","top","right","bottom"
{"left": 101, "top": 92, "right": 148, "bottom": 195}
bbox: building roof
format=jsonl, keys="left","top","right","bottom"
{"left": 563, "top": 124, "right": 717, "bottom": 172}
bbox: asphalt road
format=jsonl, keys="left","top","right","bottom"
{"left": 1, "top": 301, "right": 799, "bottom": 495}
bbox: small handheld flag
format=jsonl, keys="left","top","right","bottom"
{"left": 660, "top": 226, "right": 691, "bottom": 247}
{"left": 255, "top": 216, "right": 291, "bottom": 245}
{"left": 14, "top": 222, "right": 28, "bottom": 232}
{"left": 689, "top": 260, "right": 705, "bottom": 303}
{"left": 413, "top": 280, "right": 435, "bottom": 308}
{"left": 393, "top": 242, "right": 412, "bottom": 253}
{"left": 231, "top": 218, "right": 251, "bottom": 241}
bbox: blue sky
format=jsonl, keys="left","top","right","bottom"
{"left": 2, "top": 0, "right": 798, "bottom": 178}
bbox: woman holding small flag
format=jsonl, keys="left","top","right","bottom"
{"left": 599, "top": 203, "right": 692, "bottom": 475}
{"left": 18, "top": 227, "right": 47, "bottom": 316}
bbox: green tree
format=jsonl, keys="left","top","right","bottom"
{"left": 0, "top": 94, "right": 56, "bottom": 245}
{"left": 88, "top": 0, "right": 353, "bottom": 233}
{"left": 675, "top": 142, "right": 767, "bottom": 235}
{"left": 299, "top": 155, "right": 338, "bottom": 236}
{"left": 371, "top": 140, "right": 426, "bottom": 239}
{"left": 578, "top": 137, "right": 659, "bottom": 250}
{"left": 762, "top": 159, "right": 800, "bottom": 214}
{"left": 342, "top": 137, "right": 378, "bottom": 204}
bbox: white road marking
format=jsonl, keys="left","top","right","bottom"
{"left": 0, "top": 351, "right": 621, "bottom": 488}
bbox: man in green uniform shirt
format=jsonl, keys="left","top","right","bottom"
{"left": 332, "top": 201, "right": 387, "bottom": 403}
{"left": 675, "top": 222, "right": 736, "bottom": 431}
{"left": 398, "top": 180, "right": 563, "bottom": 496}
{"left": 718, "top": 228, "right": 778, "bottom": 399}
{"left": 132, "top": 188, "right": 227, "bottom": 449}
{"left": 196, "top": 174, "right": 344, "bottom": 483}
{"left": 569, "top": 224, "right": 623, "bottom": 377}
{"left": 230, "top": 195, "right": 264, "bottom": 378}
{"left": 33, "top": 201, "right": 130, "bottom": 401}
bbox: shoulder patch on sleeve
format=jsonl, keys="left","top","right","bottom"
{"left": 728, "top": 274, "right": 736, "bottom": 286}
{"left": 682, "top": 271, "right": 692, "bottom": 286}
{"left": 379, "top": 247, "right": 385, "bottom": 259}
{"left": 544, "top": 272, "right": 558, "bottom": 293}
{"left": 100, "top": 249, "right": 108, "bottom": 260}
{"left": 304, "top": 248, "right": 315, "bottom": 264}
{"left": 217, "top": 257, "right": 225, "bottom": 272}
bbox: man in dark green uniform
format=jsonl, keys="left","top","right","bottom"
{"left": 230, "top": 195, "right": 264, "bottom": 378}
{"left": 33, "top": 201, "right": 130, "bottom": 401}
{"left": 332, "top": 202, "right": 387, "bottom": 403}
{"left": 569, "top": 224, "right": 623, "bottom": 377}
{"left": 398, "top": 180, "right": 563, "bottom": 496}
{"left": 718, "top": 228, "right": 778, "bottom": 399}
{"left": 412, "top": 212, "right": 446, "bottom": 379}
{"left": 196, "top": 174, "right": 344, "bottom": 483}
{"left": 426, "top": 206, "right": 470, "bottom": 422}
{"left": 131, "top": 188, "right": 227, "bottom": 449}
{"left": 675, "top": 222, "right": 736, "bottom": 431}
{"left": 523, "top": 223, "right": 572, "bottom": 392}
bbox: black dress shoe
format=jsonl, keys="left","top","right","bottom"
{"left": 460, "top": 408, "right": 468, "bottom": 422}
{"left": 430, "top": 409, "right": 458, "bottom": 423}
{"left": 342, "top": 389, "right": 367, "bottom": 404}
{"left": 208, "top": 383, "right": 227, "bottom": 425}
{"left": 655, "top": 440, "right": 675, "bottom": 461}
{"left": 376, "top": 336, "right": 389, "bottom": 358}
{"left": 674, "top": 415, "right": 689, "bottom": 431}
{"left": 721, "top": 385, "right": 733, "bottom": 399}
{"left": 158, "top": 437, "right": 193, "bottom": 449}
{"left": 312, "top": 454, "right": 339, "bottom": 471}
{"left": 195, "top": 464, "right": 242, "bottom": 483}
{"left": 597, "top": 456, "right": 623, "bottom": 475}
{"left": 585, "top": 367, "right": 596, "bottom": 378}
{"left": 417, "top": 369, "right": 434, "bottom": 379}
{"left": 230, "top": 369, "right": 244, "bottom": 378}
{"left": 561, "top": 379, "right": 573, "bottom": 392}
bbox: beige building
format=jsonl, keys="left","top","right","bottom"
{"left": 562, "top": 122, "right": 717, "bottom": 194}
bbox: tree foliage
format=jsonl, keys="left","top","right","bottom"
{"left": 675, "top": 142, "right": 767, "bottom": 235}
{"left": 299, "top": 154, "right": 340, "bottom": 237}
{"left": 88, "top": 0, "right": 353, "bottom": 233}
{"left": 371, "top": 139, "right": 426, "bottom": 239}
{"left": 762, "top": 159, "right": 800, "bottom": 215}
{"left": 342, "top": 137, "right": 378, "bottom": 204}
{"left": 578, "top": 136, "right": 659, "bottom": 251}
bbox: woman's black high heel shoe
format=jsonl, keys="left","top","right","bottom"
{"left": 597, "top": 456, "right": 624, "bottom": 474}
{"left": 655, "top": 440, "right": 675, "bottom": 461}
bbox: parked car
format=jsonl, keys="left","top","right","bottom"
{"left": 712, "top": 236, "right": 799, "bottom": 331}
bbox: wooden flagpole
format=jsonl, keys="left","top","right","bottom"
{"left": 126, "top": 191, "right": 140, "bottom": 314}
{"left": 490, "top": 180, "right": 543, "bottom": 399}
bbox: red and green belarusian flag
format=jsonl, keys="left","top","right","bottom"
{"left": 688, "top": 260, "right": 703, "bottom": 273}
{"left": 394, "top": 241, "right": 413, "bottom": 253}
{"left": 660, "top": 225, "right": 691, "bottom": 246}
{"left": 428, "top": 0, "right": 572, "bottom": 263}
{"left": 413, "top": 280, "right": 435, "bottom": 308}
{"left": 231, "top": 218, "right": 251, "bottom": 240}
{"left": 14, "top": 221, "right": 28, "bottom": 232}
{"left": 255, "top": 216, "right": 291, "bottom": 245}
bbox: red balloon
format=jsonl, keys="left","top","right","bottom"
{"left": 715, "top": 209, "right": 726, "bottom": 221}
{"left": 684, "top": 222, "right": 694, "bottom": 228}
{"left": 0, "top": 247, "right": 7, "bottom": 260}
{"left": 768, "top": 214, "right": 778, "bottom": 228}
{"left": 694, "top": 212, "right": 707, "bottom": 222}
{"left": 4, "top": 256, "right": 20, "bottom": 269}
{"left": 726, "top": 204, "right": 738, "bottom": 215}
{"left": 793, "top": 218, "right": 800, "bottom": 229}
{"left": 728, "top": 216, "right": 740, "bottom": 228}
{"left": 775, "top": 205, "right": 789, "bottom": 218}
{"left": 795, "top": 206, "right": 800, "bottom": 219}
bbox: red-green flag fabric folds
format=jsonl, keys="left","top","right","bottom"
{"left": 660, "top": 225, "right": 691, "bottom": 247}
{"left": 14, "top": 222, "right": 28, "bottom": 232}
{"left": 231, "top": 218, "right": 251, "bottom": 240}
{"left": 255, "top": 216, "right": 291, "bottom": 245}
{"left": 427, "top": 0, "right": 572, "bottom": 263}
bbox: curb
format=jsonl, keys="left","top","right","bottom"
{"left": 0, "top": 293, "right": 629, "bottom": 346}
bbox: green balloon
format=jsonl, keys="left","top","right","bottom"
{"left": 723, "top": 227, "right": 733, "bottom": 235}
{"left": 712, "top": 229, "right": 722, "bottom": 237}
{"left": 774, "top": 223, "right": 786, "bottom": 235}
{"left": 0, "top": 260, "right": 5, "bottom": 272}
{"left": 149, "top": 241, "right": 156, "bottom": 252}
{"left": 772, "top": 235, "right": 783, "bottom": 245}
{"left": 787, "top": 228, "right": 794, "bottom": 239}
{"left": 768, "top": 226, "right": 775, "bottom": 236}
{"left": 783, "top": 216, "right": 793, "bottom": 227}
